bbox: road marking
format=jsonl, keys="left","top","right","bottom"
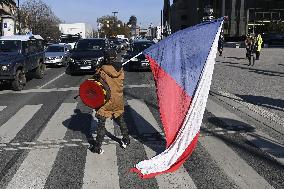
{"left": 207, "top": 98, "right": 284, "bottom": 163}
{"left": 127, "top": 99, "right": 163, "bottom": 134}
{"left": 0, "top": 84, "right": 153, "bottom": 95}
{"left": 0, "top": 87, "right": 78, "bottom": 95}
{"left": 0, "top": 106, "right": 7, "bottom": 112}
{"left": 83, "top": 116, "right": 120, "bottom": 189}
{"left": 217, "top": 91, "right": 284, "bottom": 127}
{"left": 242, "top": 132, "right": 284, "bottom": 165}
{"left": 0, "top": 105, "right": 42, "bottom": 143}
{"left": 124, "top": 84, "right": 155, "bottom": 89}
{"left": 6, "top": 103, "right": 77, "bottom": 189}
{"left": 128, "top": 99, "right": 197, "bottom": 188}
{"left": 199, "top": 135, "right": 275, "bottom": 189}
{"left": 38, "top": 103, "right": 77, "bottom": 140}
{"left": 38, "top": 72, "right": 66, "bottom": 89}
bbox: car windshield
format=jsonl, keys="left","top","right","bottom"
{"left": 132, "top": 42, "right": 154, "bottom": 52}
{"left": 60, "top": 36, "right": 80, "bottom": 43}
{"left": 114, "top": 41, "right": 122, "bottom": 45}
{"left": 0, "top": 40, "right": 21, "bottom": 52}
{"left": 46, "top": 46, "right": 64, "bottom": 52}
{"left": 75, "top": 40, "right": 105, "bottom": 50}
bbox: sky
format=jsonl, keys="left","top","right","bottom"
{"left": 21, "top": 0, "right": 165, "bottom": 29}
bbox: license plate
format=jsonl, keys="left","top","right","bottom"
{"left": 80, "top": 66, "right": 91, "bottom": 70}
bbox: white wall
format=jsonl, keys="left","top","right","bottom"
{"left": 2, "top": 17, "right": 15, "bottom": 36}
{"left": 59, "top": 23, "right": 93, "bottom": 38}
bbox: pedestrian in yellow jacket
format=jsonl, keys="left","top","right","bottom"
{"left": 256, "top": 33, "right": 263, "bottom": 60}
{"left": 89, "top": 49, "right": 130, "bottom": 154}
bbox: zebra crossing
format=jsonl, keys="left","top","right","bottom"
{"left": 0, "top": 99, "right": 281, "bottom": 189}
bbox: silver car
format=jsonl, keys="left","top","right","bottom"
{"left": 44, "top": 44, "right": 71, "bottom": 67}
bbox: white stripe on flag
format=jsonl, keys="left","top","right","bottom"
{"left": 83, "top": 116, "right": 120, "bottom": 189}
{"left": 128, "top": 99, "right": 197, "bottom": 188}
{"left": 6, "top": 103, "right": 77, "bottom": 189}
{"left": 135, "top": 22, "right": 223, "bottom": 175}
{"left": 0, "top": 105, "right": 42, "bottom": 143}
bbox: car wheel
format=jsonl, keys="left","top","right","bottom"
{"left": 12, "top": 70, "right": 26, "bottom": 91}
{"left": 35, "top": 63, "right": 46, "bottom": 79}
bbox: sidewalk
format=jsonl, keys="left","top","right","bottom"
{"left": 206, "top": 96, "right": 284, "bottom": 165}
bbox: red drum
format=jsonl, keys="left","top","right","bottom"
{"left": 79, "top": 79, "right": 110, "bottom": 109}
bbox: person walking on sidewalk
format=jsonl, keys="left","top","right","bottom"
{"left": 89, "top": 49, "right": 130, "bottom": 154}
{"left": 255, "top": 33, "right": 263, "bottom": 60}
{"left": 218, "top": 32, "right": 224, "bottom": 56}
{"left": 245, "top": 34, "right": 252, "bottom": 59}
{"left": 245, "top": 34, "right": 257, "bottom": 66}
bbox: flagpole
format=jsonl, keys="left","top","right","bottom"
{"left": 122, "top": 52, "right": 143, "bottom": 66}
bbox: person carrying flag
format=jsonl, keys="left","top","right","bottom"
{"left": 89, "top": 49, "right": 130, "bottom": 154}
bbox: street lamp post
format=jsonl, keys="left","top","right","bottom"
{"left": 112, "top": 11, "right": 118, "bottom": 36}
{"left": 17, "top": 0, "right": 21, "bottom": 34}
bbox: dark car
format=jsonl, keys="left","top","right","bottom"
{"left": 109, "top": 38, "right": 123, "bottom": 53}
{"left": 0, "top": 34, "right": 46, "bottom": 91}
{"left": 68, "top": 38, "right": 109, "bottom": 75}
{"left": 262, "top": 33, "right": 284, "bottom": 47}
{"left": 122, "top": 40, "right": 155, "bottom": 71}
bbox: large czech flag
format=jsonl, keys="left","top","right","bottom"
{"left": 131, "top": 18, "right": 224, "bottom": 179}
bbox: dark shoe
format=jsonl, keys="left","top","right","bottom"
{"left": 121, "top": 137, "right": 130, "bottom": 149}
{"left": 89, "top": 145, "right": 104, "bottom": 154}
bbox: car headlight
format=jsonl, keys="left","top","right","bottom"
{"left": 97, "top": 57, "right": 104, "bottom": 63}
{"left": 69, "top": 58, "right": 75, "bottom": 63}
{"left": 1, "top": 65, "right": 8, "bottom": 71}
{"left": 56, "top": 56, "right": 63, "bottom": 59}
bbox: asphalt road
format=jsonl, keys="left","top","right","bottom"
{"left": 0, "top": 49, "right": 283, "bottom": 189}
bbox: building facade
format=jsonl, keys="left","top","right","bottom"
{"left": 169, "top": 0, "right": 284, "bottom": 37}
{"left": 0, "top": 0, "right": 17, "bottom": 35}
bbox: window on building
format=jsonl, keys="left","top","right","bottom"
{"left": 181, "top": 15, "right": 187, "bottom": 21}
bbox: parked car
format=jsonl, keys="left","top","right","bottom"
{"left": 0, "top": 34, "right": 46, "bottom": 91}
{"left": 44, "top": 44, "right": 71, "bottom": 67}
{"left": 262, "top": 33, "right": 284, "bottom": 47}
{"left": 68, "top": 38, "right": 110, "bottom": 75}
{"left": 122, "top": 40, "right": 155, "bottom": 71}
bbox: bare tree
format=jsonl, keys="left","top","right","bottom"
{"left": 127, "top": 15, "right": 137, "bottom": 28}
{"left": 19, "top": 0, "right": 61, "bottom": 40}
{"left": 98, "top": 15, "right": 130, "bottom": 38}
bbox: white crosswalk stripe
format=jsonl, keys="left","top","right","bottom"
{"left": 128, "top": 99, "right": 198, "bottom": 189}
{"left": 199, "top": 135, "right": 275, "bottom": 189}
{"left": 0, "top": 105, "right": 42, "bottom": 143}
{"left": 83, "top": 114, "right": 120, "bottom": 189}
{"left": 5, "top": 103, "right": 77, "bottom": 189}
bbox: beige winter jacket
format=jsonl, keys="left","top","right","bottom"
{"left": 95, "top": 64, "right": 124, "bottom": 118}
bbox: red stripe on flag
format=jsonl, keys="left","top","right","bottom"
{"left": 146, "top": 55, "right": 192, "bottom": 147}
{"left": 130, "top": 132, "right": 200, "bottom": 179}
